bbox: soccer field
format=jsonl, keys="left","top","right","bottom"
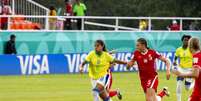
{"left": 0, "top": 72, "right": 192, "bottom": 101}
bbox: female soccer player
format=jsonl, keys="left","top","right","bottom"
{"left": 79, "top": 40, "right": 127, "bottom": 101}
{"left": 173, "top": 37, "right": 201, "bottom": 101}
{"left": 127, "top": 38, "right": 171, "bottom": 101}
{"left": 173, "top": 35, "right": 193, "bottom": 101}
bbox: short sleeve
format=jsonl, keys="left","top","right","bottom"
{"left": 154, "top": 50, "right": 161, "bottom": 59}
{"left": 82, "top": 4, "right": 87, "bottom": 10}
{"left": 132, "top": 51, "right": 137, "bottom": 61}
{"left": 175, "top": 48, "right": 180, "bottom": 57}
{"left": 106, "top": 53, "right": 114, "bottom": 62}
{"left": 73, "top": 5, "right": 77, "bottom": 13}
{"left": 193, "top": 56, "right": 199, "bottom": 67}
{"left": 85, "top": 51, "right": 93, "bottom": 62}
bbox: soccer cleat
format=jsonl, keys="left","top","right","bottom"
{"left": 117, "top": 88, "right": 122, "bottom": 100}
{"left": 163, "top": 87, "right": 170, "bottom": 97}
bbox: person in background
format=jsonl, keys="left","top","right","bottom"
{"left": 139, "top": 19, "right": 148, "bottom": 30}
{"left": 64, "top": 0, "right": 73, "bottom": 30}
{"left": 5, "top": 34, "right": 17, "bottom": 54}
{"left": 167, "top": 20, "right": 180, "bottom": 31}
{"left": 73, "top": 0, "right": 87, "bottom": 30}
{"left": 0, "top": 0, "right": 12, "bottom": 30}
{"left": 49, "top": 6, "right": 57, "bottom": 30}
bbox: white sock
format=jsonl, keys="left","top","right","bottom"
{"left": 156, "top": 95, "right": 161, "bottom": 101}
{"left": 176, "top": 81, "right": 183, "bottom": 101}
{"left": 92, "top": 91, "right": 100, "bottom": 101}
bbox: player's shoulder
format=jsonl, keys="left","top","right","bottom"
{"left": 193, "top": 51, "right": 201, "bottom": 57}
{"left": 148, "top": 49, "right": 157, "bottom": 53}
{"left": 176, "top": 47, "right": 183, "bottom": 51}
{"left": 88, "top": 50, "right": 95, "bottom": 55}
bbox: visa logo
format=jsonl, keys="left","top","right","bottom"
{"left": 17, "top": 55, "right": 49, "bottom": 75}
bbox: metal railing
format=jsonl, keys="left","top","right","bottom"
{"left": 5, "top": 0, "right": 50, "bottom": 29}
{"left": 1, "top": 15, "right": 201, "bottom": 31}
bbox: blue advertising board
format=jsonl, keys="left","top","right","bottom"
{"left": 0, "top": 52, "right": 175, "bottom": 75}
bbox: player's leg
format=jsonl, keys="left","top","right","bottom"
{"left": 91, "top": 79, "right": 100, "bottom": 101}
{"left": 184, "top": 78, "right": 193, "bottom": 91}
{"left": 176, "top": 77, "right": 184, "bottom": 101}
{"left": 157, "top": 87, "right": 170, "bottom": 101}
{"left": 106, "top": 71, "right": 122, "bottom": 100}
{"left": 94, "top": 83, "right": 111, "bottom": 101}
{"left": 146, "top": 88, "right": 156, "bottom": 101}
{"left": 93, "top": 74, "right": 111, "bottom": 101}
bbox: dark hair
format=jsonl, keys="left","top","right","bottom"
{"left": 10, "top": 34, "right": 16, "bottom": 39}
{"left": 137, "top": 38, "right": 149, "bottom": 49}
{"left": 95, "top": 40, "right": 107, "bottom": 52}
{"left": 49, "top": 6, "right": 55, "bottom": 15}
{"left": 181, "top": 35, "right": 191, "bottom": 41}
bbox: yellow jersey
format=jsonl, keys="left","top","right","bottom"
{"left": 85, "top": 51, "right": 114, "bottom": 79}
{"left": 175, "top": 47, "right": 193, "bottom": 68}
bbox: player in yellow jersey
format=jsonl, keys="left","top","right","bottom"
{"left": 173, "top": 35, "right": 193, "bottom": 101}
{"left": 79, "top": 40, "right": 127, "bottom": 101}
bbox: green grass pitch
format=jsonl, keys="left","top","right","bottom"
{"left": 0, "top": 72, "right": 192, "bottom": 101}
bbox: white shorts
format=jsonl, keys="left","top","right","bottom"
{"left": 176, "top": 66, "right": 194, "bottom": 83}
{"left": 91, "top": 73, "right": 111, "bottom": 89}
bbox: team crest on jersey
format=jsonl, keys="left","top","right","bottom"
{"left": 148, "top": 54, "right": 153, "bottom": 60}
{"left": 193, "top": 58, "right": 198, "bottom": 64}
{"left": 97, "top": 59, "right": 101, "bottom": 64}
{"left": 143, "top": 59, "right": 148, "bottom": 63}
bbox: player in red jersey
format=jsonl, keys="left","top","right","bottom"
{"left": 173, "top": 37, "right": 201, "bottom": 101}
{"left": 127, "top": 38, "right": 171, "bottom": 101}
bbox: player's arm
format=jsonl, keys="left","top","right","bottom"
{"left": 173, "top": 66, "right": 200, "bottom": 78}
{"left": 173, "top": 56, "right": 178, "bottom": 66}
{"left": 126, "top": 59, "right": 136, "bottom": 70}
{"left": 79, "top": 60, "right": 89, "bottom": 74}
{"left": 113, "top": 59, "right": 127, "bottom": 65}
{"left": 158, "top": 56, "right": 171, "bottom": 80}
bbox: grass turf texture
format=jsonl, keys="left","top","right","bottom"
{"left": 0, "top": 72, "right": 192, "bottom": 101}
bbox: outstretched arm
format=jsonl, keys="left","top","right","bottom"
{"left": 159, "top": 56, "right": 171, "bottom": 80}
{"left": 113, "top": 59, "right": 127, "bottom": 65}
{"left": 173, "top": 66, "right": 200, "bottom": 78}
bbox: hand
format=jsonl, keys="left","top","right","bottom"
{"left": 79, "top": 64, "right": 84, "bottom": 74}
{"left": 172, "top": 69, "right": 181, "bottom": 76}
{"left": 166, "top": 70, "right": 171, "bottom": 80}
{"left": 173, "top": 62, "right": 177, "bottom": 66}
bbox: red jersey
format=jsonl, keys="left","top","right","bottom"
{"left": 132, "top": 49, "right": 161, "bottom": 80}
{"left": 192, "top": 51, "right": 201, "bottom": 97}
{"left": 170, "top": 24, "right": 180, "bottom": 31}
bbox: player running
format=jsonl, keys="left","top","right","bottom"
{"left": 127, "top": 38, "right": 171, "bottom": 101}
{"left": 79, "top": 40, "right": 127, "bottom": 101}
{"left": 173, "top": 37, "right": 201, "bottom": 101}
{"left": 173, "top": 35, "right": 194, "bottom": 101}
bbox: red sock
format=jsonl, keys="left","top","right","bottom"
{"left": 109, "top": 90, "right": 117, "bottom": 97}
{"left": 157, "top": 90, "right": 166, "bottom": 98}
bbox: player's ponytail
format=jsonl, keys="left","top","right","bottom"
{"left": 95, "top": 40, "right": 107, "bottom": 52}
{"left": 137, "top": 38, "right": 149, "bottom": 49}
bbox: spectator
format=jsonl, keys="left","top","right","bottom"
{"left": 0, "top": 0, "right": 12, "bottom": 30}
{"left": 139, "top": 19, "right": 148, "bottom": 30}
{"left": 189, "top": 20, "right": 199, "bottom": 30}
{"left": 49, "top": 6, "right": 57, "bottom": 30}
{"left": 168, "top": 20, "right": 180, "bottom": 31}
{"left": 64, "top": 0, "right": 73, "bottom": 30}
{"left": 73, "top": 0, "right": 87, "bottom": 30}
{"left": 5, "top": 34, "right": 17, "bottom": 54}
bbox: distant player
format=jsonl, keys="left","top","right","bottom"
{"left": 127, "top": 38, "right": 170, "bottom": 101}
{"left": 173, "top": 35, "right": 194, "bottom": 101}
{"left": 173, "top": 37, "right": 201, "bottom": 101}
{"left": 79, "top": 40, "right": 127, "bottom": 101}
